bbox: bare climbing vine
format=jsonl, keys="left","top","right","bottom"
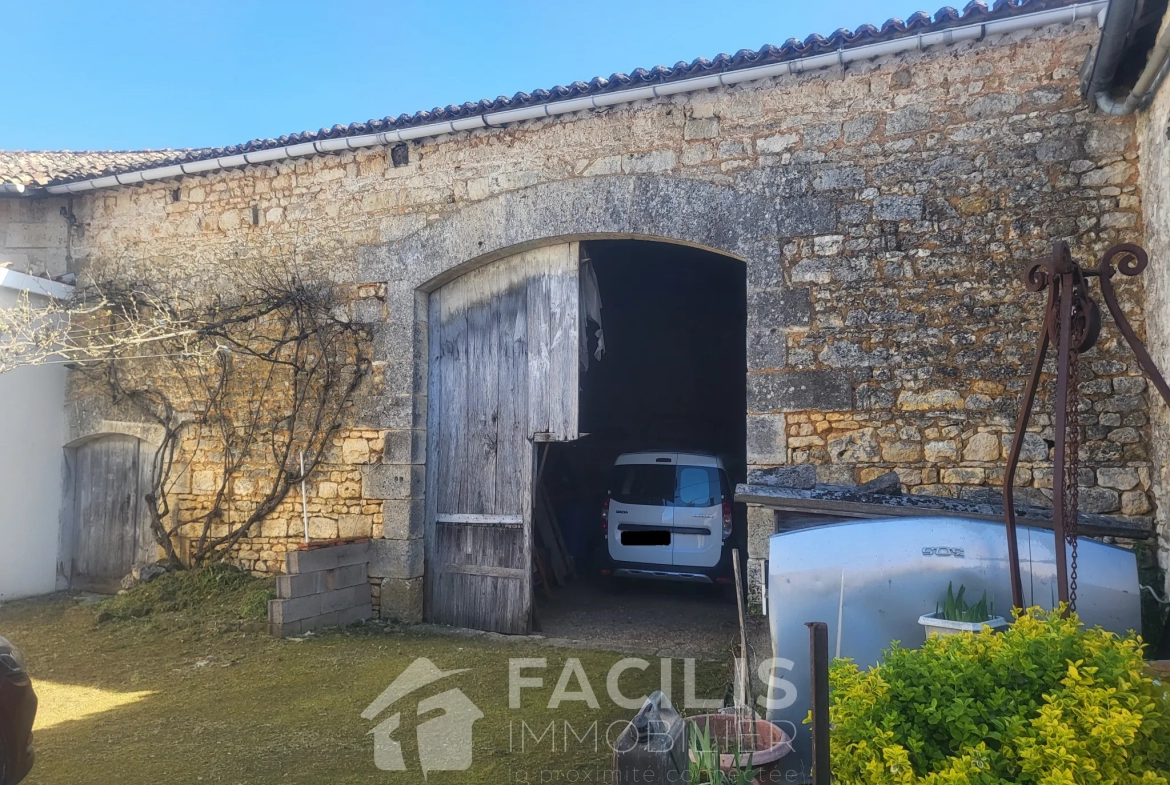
{"left": 0, "top": 263, "right": 371, "bottom": 567}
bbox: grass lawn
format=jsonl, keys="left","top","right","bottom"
{"left": 1, "top": 573, "right": 730, "bottom": 785}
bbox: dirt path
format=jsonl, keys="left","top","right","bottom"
{"left": 534, "top": 577, "right": 739, "bottom": 658}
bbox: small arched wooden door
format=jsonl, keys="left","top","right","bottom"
{"left": 69, "top": 435, "right": 156, "bottom": 591}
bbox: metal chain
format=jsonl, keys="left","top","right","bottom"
{"left": 1063, "top": 277, "right": 1084, "bottom": 612}
{"left": 1066, "top": 345, "right": 1080, "bottom": 612}
{"left": 1053, "top": 281, "right": 1081, "bottom": 612}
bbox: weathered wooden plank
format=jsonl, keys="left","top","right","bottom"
{"left": 734, "top": 487, "right": 1153, "bottom": 540}
{"left": 72, "top": 439, "right": 93, "bottom": 581}
{"left": 444, "top": 563, "right": 528, "bottom": 580}
{"left": 436, "top": 514, "right": 523, "bottom": 525}
{"left": 547, "top": 242, "right": 580, "bottom": 440}
{"left": 526, "top": 257, "right": 551, "bottom": 438}
{"left": 121, "top": 437, "right": 139, "bottom": 570}
{"left": 496, "top": 282, "right": 528, "bottom": 515}
{"left": 433, "top": 277, "right": 468, "bottom": 628}
{"left": 518, "top": 439, "right": 534, "bottom": 631}
{"left": 424, "top": 287, "right": 443, "bottom": 621}
{"left": 444, "top": 572, "right": 526, "bottom": 634}
{"left": 449, "top": 517, "right": 526, "bottom": 569}
{"left": 436, "top": 278, "right": 468, "bottom": 517}
{"left": 92, "top": 437, "right": 115, "bottom": 578}
{"left": 462, "top": 267, "right": 500, "bottom": 515}
{"left": 95, "top": 436, "right": 115, "bottom": 579}
{"left": 136, "top": 438, "right": 157, "bottom": 565}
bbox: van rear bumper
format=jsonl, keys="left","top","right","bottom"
{"left": 612, "top": 567, "right": 713, "bottom": 583}
{"left": 599, "top": 546, "right": 733, "bottom": 584}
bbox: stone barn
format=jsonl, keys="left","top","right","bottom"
{"left": 3, "top": 0, "right": 1170, "bottom": 636}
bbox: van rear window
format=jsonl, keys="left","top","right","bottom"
{"left": 609, "top": 464, "right": 726, "bottom": 508}
{"left": 677, "top": 466, "right": 717, "bottom": 507}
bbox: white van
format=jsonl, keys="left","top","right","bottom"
{"left": 600, "top": 452, "right": 734, "bottom": 584}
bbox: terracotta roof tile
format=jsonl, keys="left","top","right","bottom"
{"left": 0, "top": 0, "right": 1086, "bottom": 189}
{"left": 0, "top": 150, "right": 202, "bottom": 187}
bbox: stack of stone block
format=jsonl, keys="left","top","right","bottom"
{"left": 267, "top": 541, "right": 373, "bottom": 637}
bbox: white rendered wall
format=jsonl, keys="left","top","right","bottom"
{"left": 0, "top": 273, "right": 68, "bottom": 599}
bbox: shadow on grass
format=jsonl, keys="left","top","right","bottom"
{"left": 3, "top": 595, "right": 730, "bottom": 785}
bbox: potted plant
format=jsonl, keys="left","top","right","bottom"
{"left": 687, "top": 719, "right": 760, "bottom": 785}
{"left": 918, "top": 581, "right": 1007, "bottom": 636}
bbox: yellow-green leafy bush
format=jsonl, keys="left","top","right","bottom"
{"left": 828, "top": 608, "right": 1170, "bottom": 784}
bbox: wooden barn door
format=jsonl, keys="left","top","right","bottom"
{"left": 71, "top": 435, "right": 155, "bottom": 591}
{"left": 426, "top": 243, "right": 579, "bottom": 633}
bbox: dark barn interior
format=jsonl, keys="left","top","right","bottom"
{"left": 533, "top": 239, "right": 747, "bottom": 641}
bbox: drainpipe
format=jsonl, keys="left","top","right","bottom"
{"left": 1083, "top": 0, "right": 1140, "bottom": 101}
{"left": 0, "top": 184, "right": 27, "bottom": 194}
{"left": 1096, "top": 20, "right": 1170, "bottom": 114}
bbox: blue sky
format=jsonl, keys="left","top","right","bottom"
{"left": 1, "top": 0, "right": 918, "bottom": 152}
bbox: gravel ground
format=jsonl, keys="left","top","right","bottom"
{"left": 534, "top": 577, "right": 740, "bottom": 658}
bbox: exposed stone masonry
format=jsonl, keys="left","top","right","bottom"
{"left": 1138, "top": 11, "right": 1170, "bottom": 592}
{"left": 21, "top": 16, "right": 1159, "bottom": 618}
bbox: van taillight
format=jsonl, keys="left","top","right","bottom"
{"left": 602, "top": 499, "right": 609, "bottom": 537}
{"left": 722, "top": 501, "right": 732, "bottom": 540}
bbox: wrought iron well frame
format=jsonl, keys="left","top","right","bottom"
{"left": 1004, "top": 241, "right": 1170, "bottom": 611}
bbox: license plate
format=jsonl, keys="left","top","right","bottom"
{"left": 621, "top": 530, "right": 671, "bottom": 546}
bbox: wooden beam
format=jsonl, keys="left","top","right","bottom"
{"left": 444, "top": 563, "right": 528, "bottom": 579}
{"left": 436, "top": 513, "right": 524, "bottom": 526}
{"left": 734, "top": 491, "right": 1152, "bottom": 540}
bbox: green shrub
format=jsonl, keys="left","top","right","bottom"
{"left": 827, "top": 607, "right": 1170, "bottom": 784}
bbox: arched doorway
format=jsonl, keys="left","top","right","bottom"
{"left": 65, "top": 434, "right": 157, "bottom": 591}
{"left": 423, "top": 235, "right": 747, "bottom": 642}
{"left": 534, "top": 239, "right": 747, "bottom": 650}
{"left": 386, "top": 175, "right": 784, "bottom": 636}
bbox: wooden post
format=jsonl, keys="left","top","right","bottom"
{"left": 806, "top": 621, "right": 830, "bottom": 785}
{"left": 732, "top": 548, "right": 756, "bottom": 751}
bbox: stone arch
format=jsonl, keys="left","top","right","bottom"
{"left": 354, "top": 173, "right": 813, "bottom": 433}
{"left": 356, "top": 176, "right": 816, "bottom": 624}
{"left": 65, "top": 420, "right": 164, "bottom": 450}
{"left": 358, "top": 174, "right": 785, "bottom": 291}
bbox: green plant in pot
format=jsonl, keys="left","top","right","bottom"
{"left": 687, "top": 720, "right": 758, "bottom": 785}
{"left": 919, "top": 581, "right": 1008, "bottom": 636}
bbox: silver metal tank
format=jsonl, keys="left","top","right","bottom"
{"left": 764, "top": 516, "right": 1141, "bottom": 781}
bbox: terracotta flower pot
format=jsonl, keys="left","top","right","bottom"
{"left": 688, "top": 714, "right": 792, "bottom": 785}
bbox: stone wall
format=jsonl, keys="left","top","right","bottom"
{"left": 52, "top": 16, "right": 1157, "bottom": 619}
{"left": 0, "top": 196, "right": 72, "bottom": 277}
{"left": 1139, "top": 11, "right": 1170, "bottom": 593}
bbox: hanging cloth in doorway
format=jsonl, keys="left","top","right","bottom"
{"left": 579, "top": 252, "right": 605, "bottom": 371}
